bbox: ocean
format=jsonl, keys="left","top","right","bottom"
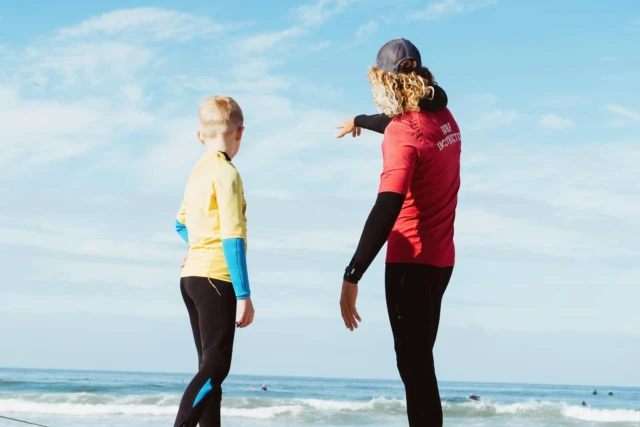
{"left": 0, "top": 368, "right": 639, "bottom": 426}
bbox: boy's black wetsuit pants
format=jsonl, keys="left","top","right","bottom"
{"left": 174, "top": 277, "right": 236, "bottom": 427}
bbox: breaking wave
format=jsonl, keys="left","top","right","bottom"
{"left": 1, "top": 394, "right": 639, "bottom": 423}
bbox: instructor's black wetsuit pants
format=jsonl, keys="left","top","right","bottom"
{"left": 174, "top": 277, "right": 236, "bottom": 427}
{"left": 385, "top": 263, "right": 453, "bottom": 427}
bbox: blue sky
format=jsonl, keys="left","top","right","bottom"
{"left": 1, "top": 0, "right": 639, "bottom": 386}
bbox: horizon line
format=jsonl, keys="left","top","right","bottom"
{"left": 0, "top": 366, "right": 636, "bottom": 390}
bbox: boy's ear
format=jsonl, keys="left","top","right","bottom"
{"left": 197, "top": 130, "right": 205, "bottom": 145}
{"left": 236, "top": 126, "right": 245, "bottom": 141}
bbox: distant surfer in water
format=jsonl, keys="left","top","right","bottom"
{"left": 593, "top": 389, "right": 598, "bottom": 395}
{"left": 608, "top": 390, "right": 614, "bottom": 396}
{"left": 581, "top": 400, "right": 588, "bottom": 407}
{"left": 261, "top": 384, "right": 268, "bottom": 391}
{"left": 469, "top": 394, "right": 481, "bottom": 401}
{"left": 336, "top": 38, "right": 460, "bottom": 427}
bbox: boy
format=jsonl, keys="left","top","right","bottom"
{"left": 173, "top": 95, "right": 255, "bottom": 427}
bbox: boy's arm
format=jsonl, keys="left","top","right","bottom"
{"left": 176, "top": 201, "right": 189, "bottom": 244}
{"left": 214, "top": 165, "right": 251, "bottom": 300}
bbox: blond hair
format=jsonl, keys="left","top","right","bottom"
{"left": 367, "top": 61, "right": 436, "bottom": 117}
{"left": 198, "top": 95, "right": 244, "bottom": 139}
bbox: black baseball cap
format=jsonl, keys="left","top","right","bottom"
{"left": 375, "top": 38, "right": 422, "bottom": 74}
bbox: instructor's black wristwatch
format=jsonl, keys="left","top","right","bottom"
{"left": 343, "top": 262, "right": 363, "bottom": 285}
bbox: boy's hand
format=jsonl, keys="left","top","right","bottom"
{"left": 236, "top": 297, "right": 255, "bottom": 328}
{"left": 180, "top": 246, "right": 190, "bottom": 268}
{"left": 335, "top": 117, "right": 362, "bottom": 138}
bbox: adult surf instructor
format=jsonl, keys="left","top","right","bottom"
{"left": 335, "top": 38, "right": 461, "bottom": 426}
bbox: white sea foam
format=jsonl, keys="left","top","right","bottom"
{"left": 222, "top": 405, "right": 302, "bottom": 419}
{"left": 445, "top": 399, "right": 640, "bottom": 422}
{"left": 0, "top": 394, "right": 404, "bottom": 420}
{"left": 0, "top": 398, "right": 177, "bottom": 416}
{"left": 1, "top": 393, "right": 639, "bottom": 423}
{"left": 563, "top": 406, "right": 640, "bottom": 423}
{"left": 293, "top": 396, "right": 406, "bottom": 412}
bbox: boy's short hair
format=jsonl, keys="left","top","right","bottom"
{"left": 198, "top": 96, "right": 244, "bottom": 139}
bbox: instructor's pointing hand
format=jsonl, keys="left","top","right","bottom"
{"left": 335, "top": 117, "right": 362, "bottom": 138}
{"left": 340, "top": 280, "right": 362, "bottom": 331}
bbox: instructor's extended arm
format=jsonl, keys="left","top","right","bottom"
{"left": 353, "top": 85, "right": 449, "bottom": 135}
{"left": 354, "top": 114, "right": 392, "bottom": 134}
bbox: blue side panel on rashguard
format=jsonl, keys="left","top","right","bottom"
{"left": 175, "top": 219, "right": 189, "bottom": 243}
{"left": 221, "top": 237, "right": 251, "bottom": 299}
{"left": 193, "top": 379, "right": 212, "bottom": 407}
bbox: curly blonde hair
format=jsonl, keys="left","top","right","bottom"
{"left": 368, "top": 60, "right": 436, "bottom": 117}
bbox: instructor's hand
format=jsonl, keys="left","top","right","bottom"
{"left": 335, "top": 117, "right": 361, "bottom": 138}
{"left": 236, "top": 297, "right": 255, "bottom": 328}
{"left": 340, "top": 280, "right": 361, "bottom": 331}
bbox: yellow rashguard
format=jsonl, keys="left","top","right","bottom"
{"left": 177, "top": 151, "right": 247, "bottom": 284}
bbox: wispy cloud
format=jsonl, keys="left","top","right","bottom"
{"left": 251, "top": 229, "right": 359, "bottom": 254}
{"left": 460, "top": 92, "right": 498, "bottom": 109}
{"left": 236, "top": 0, "right": 353, "bottom": 53}
{"left": 55, "top": 7, "right": 224, "bottom": 41}
{"left": 624, "top": 17, "right": 640, "bottom": 32}
{"left": 606, "top": 105, "right": 640, "bottom": 121}
{"left": 20, "top": 7, "right": 233, "bottom": 91}
{"left": 23, "top": 42, "right": 156, "bottom": 87}
{"left": 535, "top": 95, "right": 585, "bottom": 109}
{"left": 294, "top": 0, "right": 353, "bottom": 26}
{"left": 0, "top": 86, "right": 155, "bottom": 168}
{"left": 468, "top": 109, "right": 518, "bottom": 130}
{"left": 31, "top": 258, "right": 179, "bottom": 290}
{"left": 2, "top": 8, "right": 225, "bottom": 171}
{"left": 463, "top": 140, "right": 640, "bottom": 223}
{"left": 413, "top": 0, "right": 498, "bottom": 21}
{"left": 0, "top": 221, "right": 184, "bottom": 263}
{"left": 457, "top": 139, "right": 640, "bottom": 264}
{"left": 456, "top": 209, "right": 595, "bottom": 259}
{"left": 228, "top": 59, "right": 293, "bottom": 94}
{"left": 252, "top": 189, "right": 296, "bottom": 200}
{"left": 0, "top": 44, "right": 8, "bottom": 61}
{"left": 240, "top": 27, "right": 305, "bottom": 52}
{"left": 604, "top": 119, "right": 626, "bottom": 128}
{"left": 119, "top": 84, "right": 146, "bottom": 107}
{"left": 356, "top": 20, "right": 379, "bottom": 41}
{"left": 460, "top": 93, "right": 517, "bottom": 132}
{"left": 539, "top": 114, "right": 575, "bottom": 130}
